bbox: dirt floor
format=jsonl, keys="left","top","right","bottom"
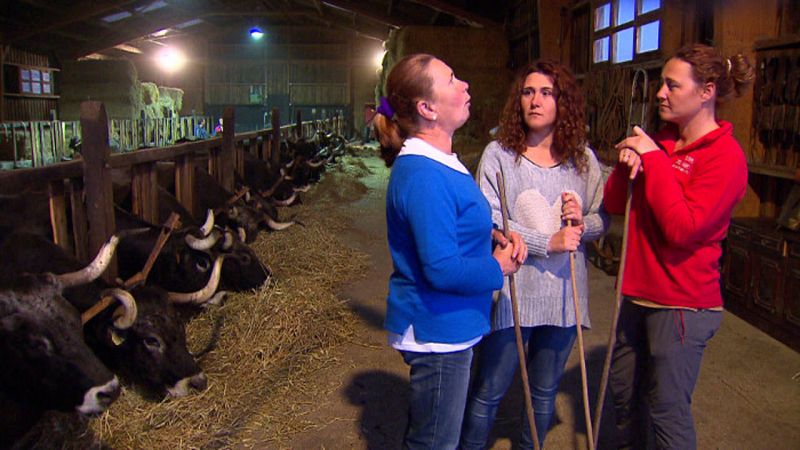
{"left": 249, "top": 152, "right": 800, "bottom": 449}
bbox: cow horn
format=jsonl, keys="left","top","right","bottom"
{"left": 199, "top": 210, "right": 215, "bottom": 236}
{"left": 273, "top": 192, "right": 297, "bottom": 206}
{"left": 306, "top": 159, "right": 325, "bottom": 168}
{"left": 105, "top": 288, "right": 137, "bottom": 330}
{"left": 293, "top": 185, "right": 311, "bottom": 193}
{"left": 185, "top": 230, "right": 219, "bottom": 251}
{"left": 56, "top": 235, "right": 120, "bottom": 288}
{"left": 223, "top": 230, "right": 235, "bottom": 250}
{"left": 237, "top": 227, "right": 247, "bottom": 243}
{"left": 267, "top": 217, "right": 294, "bottom": 231}
{"left": 166, "top": 257, "right": 224, "bottom": 304}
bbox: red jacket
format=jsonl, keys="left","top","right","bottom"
{"left": 604, "top": 121, "right": 747, "bottom": 309}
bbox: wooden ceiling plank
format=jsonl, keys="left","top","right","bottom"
{"left": 5, "top": 0, "right": 141, "bottom": 43}
{"left": 321, "top": 0, "right": 405, "bottom": 28}
{"left": 407, "top": 0, "right": 500, "bottom": 28}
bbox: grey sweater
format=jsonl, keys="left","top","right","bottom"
{"left": 477, "top": 141, "right": 610, "bottom": 330}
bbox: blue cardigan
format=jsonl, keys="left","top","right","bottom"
{"left": 385, "top": 154, "right": 504, "bottom": 343}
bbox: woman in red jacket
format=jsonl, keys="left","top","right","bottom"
{"left": 604, "top": 43, "right": 754, "bottom": 449}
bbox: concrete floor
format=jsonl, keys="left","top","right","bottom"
{"left": 283, "top": 155, "right": 800, "bottom": 450}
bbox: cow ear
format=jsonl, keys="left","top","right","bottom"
{"left": 106, "top": 328, "right": 127, "bottom": 346}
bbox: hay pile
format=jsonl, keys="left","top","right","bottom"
{"left": 25, "top": 158, "right": 373, "bottom": 449}
{"left": 59, "top": 60, "right": 142, "bottom": 120}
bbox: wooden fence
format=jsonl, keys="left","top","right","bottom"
{"left": 0, "top": 115, "right": 220, "bottom": 169}
{"left": 0, "top": 102, "right": 345, "bottom": 278}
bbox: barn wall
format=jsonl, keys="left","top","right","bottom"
{"left": 1, "top": 46, "right": 58, "bottom": 121}
{"left": 381, "top": 26, "right": 511, "bottom": 172}
{"left": 205, "top": 26, "right": 358, "bottom": 133}
{"left": 713, "top": 0, "right": 782, "bottom": 218}
{"left": 537, "top": 0, "right": 572, "bottom": 63}
{"left": 351, "top": 39, "right": 384, "bottom": 139}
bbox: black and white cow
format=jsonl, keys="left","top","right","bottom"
{"left": 0, "top": 232, "right": 208, "bottom": 399}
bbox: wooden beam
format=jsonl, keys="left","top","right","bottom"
{"left": 80, "top": 101, "right": 117, "bottom": 281}
{"left": 68, "top": 10, "right": 201, "bottom": 59}
{"left": 301, "top": 13, "right": 389, "bottom": 42}
{"left": 321, "top": 0, "right": 405, "bottom": 28}
{"left": 4, "top": 0, "right": 139, "bottom": 44}
{"left": 407, "top": 0, "right": 500, "bottom": 28}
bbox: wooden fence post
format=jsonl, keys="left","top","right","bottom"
{"left": 81, "top": 101, "right": 117, "bottom": 280}
{"left": 295, "top": 109, "right": 302, "bottom": 139}
{"left": 271, "top": 107, "right": 281, "bottom": 167}
{"left": 220, "top": 107, "right": 235, "bottom": 192}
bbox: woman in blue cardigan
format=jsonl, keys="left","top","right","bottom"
{"left": 372, "top": 53, "right": 526, "bottom": 449}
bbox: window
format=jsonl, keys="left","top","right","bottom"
{"left": 592, "top": 0, "right": 661, "bottom": 65}
{"left": 19, "top": 67, "right": 54, "bottom": 96}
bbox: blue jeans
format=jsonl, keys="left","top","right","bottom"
{"left": 610, "top": 300, "right": 722, "bottom": 450}
{"left": 461, "top": 325, "right": 577, "bottom": 449}
{"left": 400, "top": 348, "right": 474, "bottom": 450}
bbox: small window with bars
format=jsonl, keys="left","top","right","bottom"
{"left": 592, "top": 0, "right": 661, "bottom": 65}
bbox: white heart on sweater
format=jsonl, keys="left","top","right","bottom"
{"left": 514, "top": 189, "right": 581, "bottom": 278}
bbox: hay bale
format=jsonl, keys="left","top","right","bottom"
{"left": 59, "top": 60, "right": 142, "bottom": 120}
{"left": 158, "top": 87, "right": 184, "bottom": 117}
{"left": 60, "top": 60, "right": 138, "bottom": 85}
{"left": 141, "top": 82, "right": 160, "bottom": 105}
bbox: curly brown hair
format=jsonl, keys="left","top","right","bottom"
{"left": 496, "top": 60, "right": 588, "bottom": 173}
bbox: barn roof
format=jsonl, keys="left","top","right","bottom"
{"left": 0, "top": 0, "right": 508, "bottom": 61}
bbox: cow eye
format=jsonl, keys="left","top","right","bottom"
{"left": 237, "top": 253, "right": 251, "bottom": 266}
{"left": 195, "top": 257, "right": 211, "bottom": 272}
{"left": 143, "top": 335, "right": 162, "bottom": 351}
{"left": 29, "top": 336, "right": 53, "bottom": 354}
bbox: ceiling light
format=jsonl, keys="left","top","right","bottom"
{"left": 250, "top": 28, "right": 264, "bottom": 40}
{"left": 155, "top": 47, "right": 186, "bottom": 73}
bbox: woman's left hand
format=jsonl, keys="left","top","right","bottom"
{"left": 561, "top": 192, "right": 584, "bottom": 227}
{"left": 615, "top": 125, "right": 659, "bottom": 156}
{"left": 492, "top": 229, "right": 528, "bottom": 265}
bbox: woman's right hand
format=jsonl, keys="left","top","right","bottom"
{"left": 493, "top": 241, "right": 521, "bottom": 276}
{"left": 546, "top": 226, "right": 583, "bottom": 253}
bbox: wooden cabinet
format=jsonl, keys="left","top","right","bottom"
{"left": 723, "top": 218, "right": 800, "bottom": 352}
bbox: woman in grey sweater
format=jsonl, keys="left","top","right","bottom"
{"left": 461, "top": 60, "right": 609, "bottom": 449}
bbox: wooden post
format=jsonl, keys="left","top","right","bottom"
{"left": 219, "top": 107, "right": 235, "bottom": 192}
{"left": 69, "top": 178, "right": 88, "bottom": 263}
{"left": 0, "top": 45, "right": 5, "bottom": 122}
{"left": 258, "top": 134, "right": 267, "bottom": 161}
{"left": 175, "top": 154, "right": 194, "bottom": 218}
{"left": 295, "top": 109, "right": 302, "bottom": 139}
{"left": 131, "top": 162, "right": 159, "bottom": 224}
{"left": 81, "top": 101, "right": 117, "bottom": 280}
{"left": 271, "top": 107, "right": 281, "bottom": 167}
{"left": 48, "top": 180, "right": 71, "bottom": 253}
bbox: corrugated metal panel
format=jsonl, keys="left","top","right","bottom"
{"left": 289, "top": 84, "right": 347, "bottom": 106}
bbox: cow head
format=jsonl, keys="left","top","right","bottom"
{"left": 90, "top": 286, "right": 206, "bottom": 398}
{"left": 0, "top": 274, "right": 119, "bottom": 414}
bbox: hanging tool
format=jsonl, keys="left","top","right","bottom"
{"left": 592, "top": 67, "right": 648, "bottom": 449}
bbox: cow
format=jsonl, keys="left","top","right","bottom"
{"left": 0, "top": 240, "right": 122, "bottom": 447}
{"left": 114, "top": 207, "right": 270, "bottom": 293}
{"left": 0, "top": 232, "right": 208, "bottom": 399}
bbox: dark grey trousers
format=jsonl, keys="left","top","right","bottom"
{"left": 609, "top": 299, "right": 722, "bottom": 450}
